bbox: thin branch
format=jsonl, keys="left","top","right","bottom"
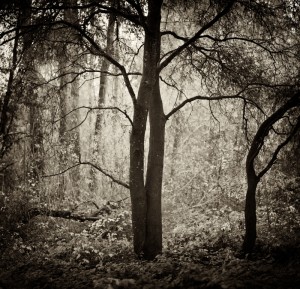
{"left": 160, "top": 30, "right": 188, "bottom": 41}
{"left": 199, "top": 35, "right": 276, "bottom": 54}
{"left": 0, "top": 162, "right": 14, "bottom": 172}
{"left": 48, "top": 20, "right": 137, "bottom": 106}
{"left": 52, "top": 105, "right": 133, "bottom": 127}
{"left": 42, "top": 163, "right": 81, "bottom": 178}
{"left": 36, "top": 69, "right": 141, "bottom": 87}
{"left": 79, "top": 160, "right": 130, "bottom": 189}
{"left": 159, "top": 0, "right": 236, "bottom": 72}
{"left": 43, "top": 160, "right": 129, "bottom": 190}
{"left": 165, "top": 92, "right": 259, "bottom": 120}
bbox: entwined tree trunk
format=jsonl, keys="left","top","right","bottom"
{"left": 130, "top": 0, "right": 165, "bottom": 259}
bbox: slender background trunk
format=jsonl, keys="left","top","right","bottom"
{"left": 58, "top": 0, "right": 81, "bottom": 199}
{"left": 91, "top": 7, "right": 116, "bottom": 193}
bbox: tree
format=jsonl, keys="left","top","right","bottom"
{"left": 0, "top": 2, "right": 21, "bottom": 161}
{"left": 1, "top": 0, "right": 300, "bottom": 260}
{"left": 28, "top": 0, "right": 238, "bottom": 259}
{"left": 57, "top": 0, "right": 81, "bottom": 198}
{"left": 91, "top": 3, "right": 117, "bottom": 193}
{"left": 243, "top": 91, "right": 300, "bottom": 253}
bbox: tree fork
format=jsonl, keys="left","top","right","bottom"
{"left": 243, "top": 91, "right": 300, "bottom": 254}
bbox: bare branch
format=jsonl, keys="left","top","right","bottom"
{"left": 43, "top": 160, "right": 129, "bottom": 190}
{"left": 35, "top": 69, "right": 141, "bottom": 88}
{"left": 160, "top": 30, "right": 188, "bottom": 41}
{"left": 42, "top": 163, "right": 81, "bottom": 178}
{"left": 159, "top": 0, "right": 236, "bottom": 72}
{"left": 79, "top": 160, "right": 130, "bottom": 189}
{"left": 46, "top": 20, "right": 137, "bottom": 106}
{"left": 199, "top": 35, "right": 276, "bottom": 54}
{"left": 0, "top": 162, "right": 14, "bottom": 172}
{"left": 52, "top": 105, "right": 133, "bottom": 127}
{"left": 165, "top": 91, "right": 259, "bottom": 120}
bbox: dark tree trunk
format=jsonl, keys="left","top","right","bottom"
{"left": 242, "top": 163, "right": 259, "bottom": 253}
{"left": 129, "top": 0, "right": 164, "bottom": 259}
{"left": 242, "top": 92, "right": 300, "bottom": 254}
{"left": 130, "top": 103, "right": 148, "bottom": 256}
{"left": 144, "top": 79, "right": 165, "bottom": 259}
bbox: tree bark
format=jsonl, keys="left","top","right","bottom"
{"left": 144, "top": 78, "right": 165, "bottom": 259}
{"left": 242, "top": 162, "right": 259, "bottom": 253}
{"left": 130, "top": 0, "right": 164, "bottom": 259}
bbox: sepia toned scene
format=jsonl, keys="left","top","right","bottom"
{"left": 0, "top": 1, "right": 300, "bottom": 288}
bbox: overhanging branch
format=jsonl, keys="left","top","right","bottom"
{"left": 43, "top": 159, "right": 129, "bottom": 190}
{"left": 165, "top": 92, "right": 260, "bottom": 120}
{"left": 52, "top": 105, "right": 133, "bottom": 127}
{"left": 79, "top": 160, "right": 130, "bottom": 189}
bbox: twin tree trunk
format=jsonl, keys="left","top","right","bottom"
{"left": 130, "top": 0, "right": 165, "bottom": 259}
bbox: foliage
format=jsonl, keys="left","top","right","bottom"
{"left": 87, "top": 210, "right": 132, "bottom": 241}
{"left": 1, "top": 208, "right": 300, "bottom": 289}
{"left": 166, "top": 205, "right": 244, "bottom": 252}
{"left": 257, "top": 172, "right": 300, "bottom": 247}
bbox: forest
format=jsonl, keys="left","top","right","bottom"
{"left": 0, "top": 0, "right": 300, "bottom": 288}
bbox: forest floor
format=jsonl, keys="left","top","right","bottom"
{"left": 1, "top": 212, "right": 300, "bottom": 289}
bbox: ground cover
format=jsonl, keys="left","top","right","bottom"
{"left": 1, "top": 206, "right": 300, "bottom": 289}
